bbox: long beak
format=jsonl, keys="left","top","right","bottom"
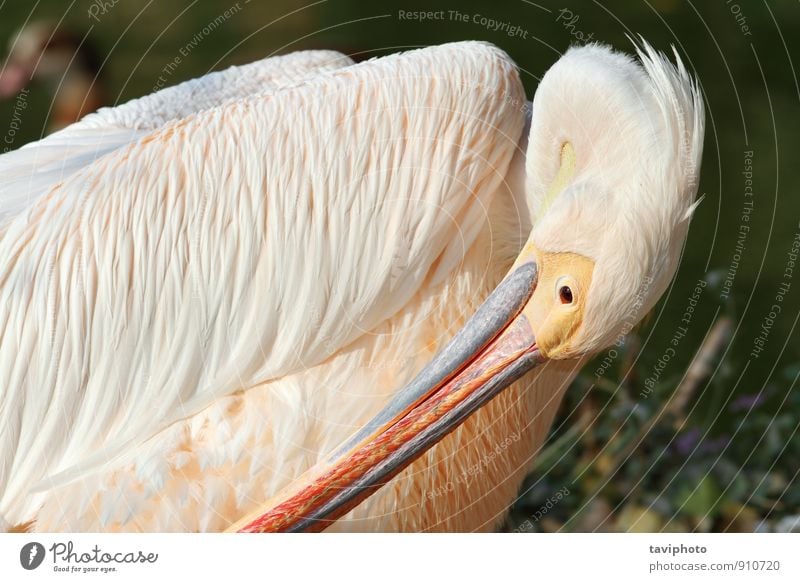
{"left": 229, "top": 255, "right": 544, "bottom": 533}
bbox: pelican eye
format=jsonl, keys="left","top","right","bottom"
{"left": 555, "top": 276, "right": 576, "bottom": 305}
{"left": 558, "top": 285, "right": 573, "bottom": 305}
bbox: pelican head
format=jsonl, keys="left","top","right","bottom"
{"left": 234, "top": 40, "right": 704, "bottom": 532}
{"left": 518, "top": 41, "right": 704, "bottom": 359}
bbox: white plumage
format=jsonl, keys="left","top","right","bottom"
{"left": 0, "top": 49, "right": 352, "bottom": 227}
{"left": 0, "top": 40, "right": 703, "bottom": 532}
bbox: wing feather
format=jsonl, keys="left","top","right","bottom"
{"left": 0, "top": 42, "right": 525, "bottom": 522}
{"left": 0, "top": 50, "right": 353, "bottom": 229}
{"left": 77, "top": 49, "right": 354, "bottom": 130}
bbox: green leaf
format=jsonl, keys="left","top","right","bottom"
{"left": 677, "top": 475, "right": 722, "bottom": 518}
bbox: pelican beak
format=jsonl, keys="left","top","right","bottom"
{"left": 230, "top": 252, "right": 544, "bottom": 533}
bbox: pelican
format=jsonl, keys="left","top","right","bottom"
{"left": 0, "top": 40, "right": 703, "bottom": 533}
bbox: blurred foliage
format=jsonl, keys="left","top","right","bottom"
{"left": 0, "top": 0, "right": 797, "bottom": 532}
{"left": 506, "top": 316, "right": 800, "bottom": 532}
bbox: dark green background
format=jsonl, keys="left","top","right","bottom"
{"left": 1, "top": 0, "right": 797, "bottom": 531}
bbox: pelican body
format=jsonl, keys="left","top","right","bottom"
{"left": 0, "top": 41, "right": 703, "bottom": 532}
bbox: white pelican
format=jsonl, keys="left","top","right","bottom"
{"left": 0, "top": 40, "right": 703, "bottom": 533}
